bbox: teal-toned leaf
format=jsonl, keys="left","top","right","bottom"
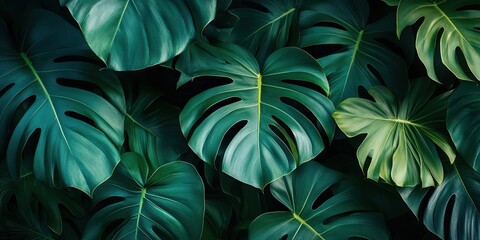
{"left": 333, "top": 80, "right": 456, "bottom": 187}
{"left": 399, "top": 160, "right": 480, "bottom": 239}
{"left": 396, "top": 0, "right": 480, "bottom": 81}
{"left": 124, "top": 80, "right": 188, "bottom": 169}
{"left": 0, "top": 10, "right": 125, "bottom": 195}
{"left": 83, "top": 152, "right": 205, "bottom": 240}
{"left": 177, "top": 41, "right": 335, "bottom": 189}
{"left": 201, "top": 197, "right": 234, "bottom": 240}
{"left": 383, "top": 0, "right": 399, "bottom": 6}
{"left": 61, "top": 0, "right": 216, "bottom": 70}
{"left": 228, "top": 0, "right": 303, "bottom": 61}
{"left": 447, "top": 82, "right": 480, "bottom": 173}
{"left": 249, "top": 161, "right": 389, "bottom": 240}
{"left": 300, "top": 0, "right": 409, "bottom": 105}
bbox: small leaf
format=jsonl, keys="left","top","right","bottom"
{"left": 83, "top": 152, "right": 205, "bottom": 240}
{"left": 249, "top": 161, "right": 389, "bottom": 240}
{"left": 333, "top": 79, "right": 456, "bottom": 187}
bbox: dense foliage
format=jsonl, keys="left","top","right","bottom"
{"left": 0, "top": 0, "right": 479, "bottom": 239}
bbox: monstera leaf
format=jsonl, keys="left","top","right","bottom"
{"left": 0, "top": 173, "right": 83, "bottom": 239}
{"left": 333, "top": 80, "right": 456, "bottom": 187}
{"left": 83, "top": 152, "right": 204, "bottom": 240}
{"left": 300, "top": 0, "right": 409, "bottom": 105}
{"left": 448, "top": 82, "right": 480, "bottom": 173}
{"left": 124, "top": 80, "right": 188, "bottom": 169}
{"left": 396, "top": 0, "right": 480, "bottom": 81}
{"left": 61, "top": 0, "right": 216, "bottom": 70}
{"left": 227, "top": 0, "right": 303, "bottom": 62}
{"left": 399, "top": 160, "right": 480, "bottom": 239}
{"left": 176, "top": 41, "right": 335, "bottom": 189}
{"left": 249, "top": 161, "right": 389, "bottom": 240}
{"left": 0, "top": 10, "right": 125, "bottom": 195}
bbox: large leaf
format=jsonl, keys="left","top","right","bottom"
{"left": 124, "top": 80, "right": 188, "bottom": 169}
{"left": 83, "top": 152, "right": 205, "bottom": 240}
{"left": 447, "top": 82, "right": 480, "bottom": 173}
{"left": 300, "top": 0, "right": 409, "bottom": 105}
{"left": 399, "top": 160, "right": 480, "bottom": 239}
{"left": 249, "top": 161, "right": 389, "bottom": 240}
{"left": 396, "top": 0, "right": 480, "bottom": 81}
{"left": 61, "top": 0, "right": 216, "bottom": 70}
{"left": 0, "top": 10, "right": 125, "bottom": 195}
{"left": 176, "top": 42, "right": 335, "bottom": 188}
{"left": 333, "top": 80, "right": 456, "bottom": 187}
{"left": 227, "top": 0, "right": 304, "bottom": 62}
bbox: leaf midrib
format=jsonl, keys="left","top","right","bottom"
{"left": 292, "top": 213, "right": 325, "bottom": 240}
{"left": 134, "top": 188, "right": 147, "bottom": 240}
{"left": 125, "top": 112, "right": 159, "bottom": 138}
{"left": 432, "top": 2, "right": 468, "bottom": 44}
{"left": 20, "top": 52, "right": 72, "bottom": 152}
{"left": 241, "top": 8, "right": 296, "bottom": 44}
{"left": 106, "top": 0, "right": 131, "bottom": 60}
{"left": 340, "top": 29, "right": 364, "bottom": 99}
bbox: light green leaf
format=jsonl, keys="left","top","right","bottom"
{"left": 124, "top": 80, "right": 188, "bottom": 169}
{"left": 300, "top": 0, "right": 409, "bottom": 105}
{"left": 177, "top": 41, "right": 335, "bottom": 189}
{"left": 0, "top": 10, "right": 125, "bottom": 195}
{"left": 396, "top": 0, "right": 480, "bottom": 81}
{"left": 399, "top": 160, "right": 480, "bottom": 239}
{"left": 83, "top": 152, "right": 205, "bottom": 240}
{"left": 249, "top": 161, "right": 389, "bottom": 240}
{"left": 61, "top": 0, "right": 216, "bottom": 70}
{"left": 447, "top": 82, "right": 480, "bottom": 173}
{"left": 333, "top": 79, "right": 456, "bottom": 187}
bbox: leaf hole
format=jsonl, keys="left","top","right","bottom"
{"left": 280, "top": 234, "right": 288, "bottom": 240}
{"left": 454, "top": 47, "right": 476, "bottom": 80}
{"left": 366, "top": 64, "right": 386, "bottom": 86}
{"left": 215, "top": 120, "right": 248, "bottom": 170}
{"left": 313, "top": 22, "right": 347, "bottom": 31}
{"left": 152, "top": 226, "right": 171, "bottom": 239}
{"left": 102, "top": 218, "right": 125, "bottom": 239}
{"left": 9, "top": 95, "right": 36, "bottom": 139}
{"left": 443, "top": 195, "right": 455, "bottom": 238}
{"left": 56, "top": 78, "right": 107, "bottom": 99}
{"left": 303, "top": 44, "right": 344, "bottom": 59}
{"left": 374, "top": 37, "right": 406, "bottom": 60}
{"left": 186, "top": 96, "right": 241, "bottom": 140}
{"left": 282, "top": 79, "right": 327, "bottom": 95}
{"left": 240, "top": 1, "right": 269, "bottom": 13}
{"left": 53, "top": 55, "right": 101, "bottom": 65}
{"left": 312, "top": 185, "right": 334, "bottom": 210}
{"left": 271, "top": 115, "right": 295, "bottom": 147}
{"left": 21, "top": 128, "right": 41, "bottom": 172}
{"left": 177, "top": 76, "right": 233, "bottom": 99}
{"left": 65, "top": 111, "right": 96, "bottom": 128}
{"left": 0, "top": 83, "right": 14, "bottom": 98}
{"left": 357, "top": 86, "right": 374, "bottom": 102}
{"left": 456, "top": 4, "right": 480, "bottom": 11}
{"left": 91, "top": 196, "right": 124, "bottom": 215}
{"left": 417, "top": 188, "right": 435, "bottom": 221}
{"left": 324, "top": 210, "right": 369, "bottom": 225}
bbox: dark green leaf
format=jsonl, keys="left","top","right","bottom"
{"left": 249, "top": 161, "right": 389, "bottom": 240}
{"left": 177, "top": 41, "right": 335, "bottom": 188}
{"left": 61, "top": 0, "right": 217, "bottom": 70}
{"left": 399, "top": 160, "right": 480, "bottom": 239}
{"left": 333, "top": 80, "right": 456, "bottom": 187}
{"left": 0, "top": 10, "right": 125, "bottom": 195}
{"left": 83, "top": 152, "right": 205, "bottom": 240}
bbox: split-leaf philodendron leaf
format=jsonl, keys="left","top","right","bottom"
{"left": 448, "top": 82, "right": 480, "bottom": 173}
{"left": 177, "top": 41, "right": 335, "bottom": 189}
{"left": 0, "top": 10, "right": 125, "bottom": 195}
{"left": 399, "top": 160, "right": 480, "bottom": 240}
{"left": 83, "top": 152, "right": 205, "bottom": 240}
{"left": 61, "top": 0, "right": 216, "bottom": 71}
{"left": 300, "top": 0, "right": 409, "bottom": 105}
{"left": 333, "top": 79, "right": 456, "bottom": 187}
{"left": 396, "top": 0, "right": 480, "bottom": 81}
{"left": 249, "top": 161, "right": 389, "bottom": 240}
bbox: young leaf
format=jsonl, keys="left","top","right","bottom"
{"left": 177, "top": 41, "right": 335, "bottom": 189}
{"left": 399, "top": 160, "right": 480, "bottom": 239}
{"left": 300, "top": 0, "right": 409, "bottom": 105}
{"left": 249, "top": 161, "right": 389, "bottom": 240}
{"left": 396, "top": 0, "right": 480, "bottom": 81}
{"left": 61, "top": 0, "right": 216, "bottom": 70}
{"left": 0, "top": 10, "right": 125, "bottom": 195}
{"left": 447, "top": 82, "right": 480, "bottom": 173}
{"left": 333, "top": 80, "right": 456, "bottom": 187}
{"left": 83, "top": 152, "right": 205, "bottom": 240}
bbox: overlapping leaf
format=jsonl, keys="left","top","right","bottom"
{"left": 447, "top": 82, "right": 480, "bottom": 173}
{"left": 177, "top": 41, "right": 335, "bottom": 188}
{"left": 0, "top": 10, "right": 125, "bottom": 195}
{"left": 61, "top": 0, "right": 216, "bottom": 70}
{"left": 399, "top": 160, "right": 480, "bottom": 239}
{"left": 84, "top": 152, "right": 205, "bottom": 240}
{"left": 249, "top": 161, "right": 389, "bottom": 240}
{"left": 396, "top": 0, "right": 480, "bottom": 81}
{"left": 333, "top": 80, "right": 456, "bottom": 187}
{"left": 124, "top": 80, "right": 188, "bottom": 169}
{"left": 300, "top": 0, "right": 409, "bottom": 105}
